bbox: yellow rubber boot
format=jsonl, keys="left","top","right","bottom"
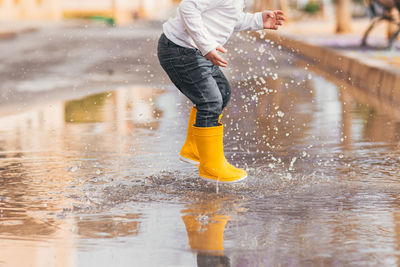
{"left": 193, "top": 124, "right": 248, "bottom": 183}
{"left": 179, "top": 107, "right": 200, "bottom": 164}
{"left": 179, "top": 107, "right": 223, "bottom": 165}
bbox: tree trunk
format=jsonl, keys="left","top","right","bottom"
{"left": 253, "top": 0, "right": 277, "bottom": 11}
{"left": 253, "top": 0, "right": 261, "bottom": 11}
{"left": 278, "top": 0, "right": 291, "bottom": 22}
{"left": 335, "top": 0, "right": 352, "bottom": 33}
{"left": 387, "top": 8, "right": 400, "bottom": 40}
{"left": 253, "top": 0, "right": 290, "bottom": 22}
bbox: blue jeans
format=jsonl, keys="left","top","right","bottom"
{"left": 157, "top": 34, "right": 231, "bottom": 127}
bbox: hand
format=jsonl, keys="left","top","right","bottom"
{"left": 205, "top": 46, "right": 228, "bottom": 67}
{"left": 262, "top": 10, "right": 285, "bottom": 30}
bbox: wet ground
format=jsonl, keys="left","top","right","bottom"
{"left": 1, "top": 22, "right": 400, "bottom": 266}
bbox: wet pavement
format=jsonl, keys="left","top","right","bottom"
{"left": 1, "top": 23, "right": 400, "bottom": 266}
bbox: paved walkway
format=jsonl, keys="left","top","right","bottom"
{"left": 275, "top": 18, "right": 400, "bottom": 67}
{"left": 263, "top": 18, "right": 400, "bottom": 106}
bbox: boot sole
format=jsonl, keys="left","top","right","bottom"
{"left": 179, "top": 155, "right": 199, "bottom": 165}
{"left": 199, "top": 174, "right": 248, "bottom": 184}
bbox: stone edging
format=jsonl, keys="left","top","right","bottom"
{"left": 257, "top": 32, "right": 400, "bottom": 106}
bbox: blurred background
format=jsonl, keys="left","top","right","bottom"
{"left": 0, "top": 0, "right": 177, "bottom": 24}
{"left": 0, "top": 0, "right": 394, "bottom": 35}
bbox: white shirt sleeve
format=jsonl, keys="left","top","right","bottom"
{"left": 234, "top": 12, "right": 264, "bottom": 32}
{"left": 178, "top": 0, "right": 222, "bottom": 55}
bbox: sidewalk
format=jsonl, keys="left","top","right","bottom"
{"left": 261, "top": 18, "right": 400, "bottom": 106}
{"left": 0, "top": 22, "right": 35, "bottom": 39}
{"left": 0, "top": 20, "right": 106, "bottom": 40}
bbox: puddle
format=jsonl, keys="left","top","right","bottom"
{"left": 0, "top": 35, "right": 400, "bottom": 266}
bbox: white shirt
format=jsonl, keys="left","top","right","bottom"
{"left": 163, "top": 0, "right": 264, "bottom": 56}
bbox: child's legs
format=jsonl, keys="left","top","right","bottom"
{"left": 192, "top": 79, "right": 223, "bottom": 127}
{"left": 211, "top": 65, "right": 232, "bottom": 110}
{"left": 176, "top": 65, "right": 223, "bottom": 127}
{"left": 157, "top": 35, "right": 223, "bottom": 127}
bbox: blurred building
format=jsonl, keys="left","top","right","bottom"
{"left": 62, "top": 0, "right": 175, "bottom": 24}
{"left": 0, "top": 0, "right": 175, "bottom": 24}
{"left": 0, "top": 0, "right": 61, "bottom": 21}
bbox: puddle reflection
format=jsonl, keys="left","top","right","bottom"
{"left": 182, "top": 200, "right": 231, "bottom": 267}
{"left": 77, "top": 214, "right": 141, "bottom": 239}
{"left": 0, "top": 86, "right": 165, "bottom": 266}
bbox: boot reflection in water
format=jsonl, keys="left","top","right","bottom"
{"left": 182, "top": 203, "right": 231, "bottom": 267}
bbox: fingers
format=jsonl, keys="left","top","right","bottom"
{"left": 215, "top": 60, "right": 227, "bottom": 68}
{"left": 213, "top": 48, "right": 228, "bottom": 67}
{"left": 217, "top": 55, "right": 227, "bottom": 65}
{"left": 266, "top": 12, "right": 275, "bottom": 18}
{"left": 205, "top": 48, "right": 228, "bottom": 67}
{"left": 274, "top": 10, "right": 285, "bottom": 22}
{"left": 274, "top": 10, "right": 285, "bottom": 28}
{"left": 277, "top": 15, "right": 285, "bottom": 21}
{"left": 262, "top": 10, "right": 285, "bottom": 30}
{"left": 214, "top": 53, "right": 228, "bottom": 66}
{"left": 211, "top": 56, "right": 227, "bottom": 67}
{"left": 216, "top": 46, "right": 227, "bottom": 53}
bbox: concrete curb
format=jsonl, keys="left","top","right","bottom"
{"left": 259, "top": 32, "right": 400, "bottom": 106}
{"left": 0, "top": 27, "right": 38, "bottom": 40}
